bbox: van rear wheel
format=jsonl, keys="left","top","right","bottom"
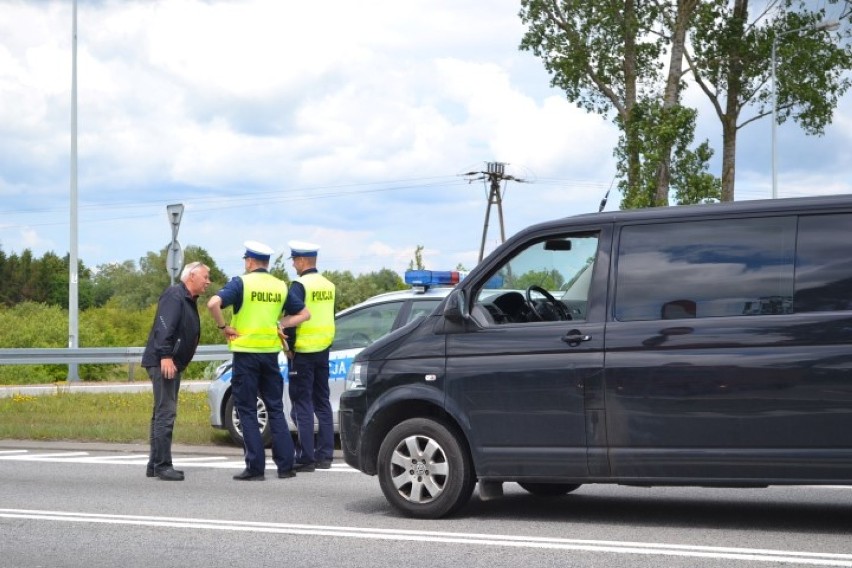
{"left": 518, "top": 482, "right": 581, "bottom": 496}
{"left": 377, "top": 418, "right": 475, "bottom": 519}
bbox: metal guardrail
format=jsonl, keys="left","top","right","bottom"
{"left": 0, "top": 345, "right": 231, "bottom": 365}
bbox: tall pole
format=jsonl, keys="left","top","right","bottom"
{"left": 68, "top": 0, "right": 79, "bottom": 381}
{"left": 770, "top": 20, "right": 839, "bottom": 199}
{"left": 771, "top": 36, "right": 778, "bottom": 200}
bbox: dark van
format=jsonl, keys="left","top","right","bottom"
{"left": 339, "top": 195, "right": 852, "bottom": 518}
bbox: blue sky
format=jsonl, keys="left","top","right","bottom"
{"left": 1, "top": 0, "right": 850, "bottom": 279}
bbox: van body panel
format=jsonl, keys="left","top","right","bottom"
{"left": 445, "top": 322, "right": 605, "bottom": 478}
{"left": 604, "top": 313, "right": 852, "bottom": 479}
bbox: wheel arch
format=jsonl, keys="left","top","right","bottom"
{"left": 359, "top": 387, "right": 473, "bottom": 477}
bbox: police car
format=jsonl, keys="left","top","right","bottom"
{"left": 207, "top": 270, "right": 462, "bottom": 445}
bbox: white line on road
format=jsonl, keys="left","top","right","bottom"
{"left": 1, "top": 508, "right": 850, "bottom": 566}
{"left": 0, "top": 450, "right": 357, "bottom": 471}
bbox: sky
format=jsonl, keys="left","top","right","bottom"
{"left": 1, "top": 0, "right": 850, "bottom": 280}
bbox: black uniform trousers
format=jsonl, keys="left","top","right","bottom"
{"left": 289, "top": 349, "right": 334, "bottom": 464}
{"left": 231, "top": 351, "right": 294, "bottom": 474}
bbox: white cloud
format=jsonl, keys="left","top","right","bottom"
{"left": 0, "top": 0, "right": 849, "bottom": 280}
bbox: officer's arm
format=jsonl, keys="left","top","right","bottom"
{"left": 280, "top": 307, "right": 310, "bottom": 329}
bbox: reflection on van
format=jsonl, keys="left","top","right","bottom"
{"left": 340, "top": 195, "right": 852, "bottom": 518}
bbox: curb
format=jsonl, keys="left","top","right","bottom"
{"left": 0, "top": 380, "right": 212, "bottom": 399}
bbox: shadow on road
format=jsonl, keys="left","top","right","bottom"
{"left": 346, "top": 485, "right": 852, "bottom": 534}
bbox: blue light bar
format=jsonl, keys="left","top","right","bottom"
{"left": 404, "top": 270, "right": 461, "bottom": 288}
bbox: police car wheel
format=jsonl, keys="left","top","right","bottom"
{"left": 377, "top": 418, "right": 475, "bottom": 519}
{"left": 517, "top": 482, "right": 581, "bottom": 496}
{"left": 224, "top": 395, "right": 272, "bottom": 446}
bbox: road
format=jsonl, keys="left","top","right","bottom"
{"left": 2, "top": 440, "right": 852, "bottom": 568}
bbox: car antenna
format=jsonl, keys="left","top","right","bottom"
{"left": 598, "top": 176, "right": 616, "bottom": 212}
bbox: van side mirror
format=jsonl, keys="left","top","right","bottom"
{"left": 443, "top": 289, "right": 470, "bottom": 322}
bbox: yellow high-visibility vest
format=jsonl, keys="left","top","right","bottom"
{"left": 229, "top": 271, "right": 287, "bottom": 353}
{"left": 294, "top": 272, "right": 335, "bottom": 353}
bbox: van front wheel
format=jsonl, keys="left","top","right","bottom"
{"left": 377, "top": 418, "right": 475, "bottom": 519}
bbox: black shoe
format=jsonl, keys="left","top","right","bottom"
{"left": 292, "top": 462, "right": 316, "bottom": 472}
{"left": 233, "top": 469, "right": 265, "bottom": 481}
{"left": 316, "top": 460, "right": 332, "bottom": 469}
{"left": 156, "top": 468, "right": 185, "bottom": 481}
{"left": 277, "top": 469, "right": 297, "bottom": 479}
{"left": 148, "top": 466, "right": 184, "bottom": 478}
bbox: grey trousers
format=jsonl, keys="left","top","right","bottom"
{"left": 147, "top": 366, "right": 181, "bottom": 471}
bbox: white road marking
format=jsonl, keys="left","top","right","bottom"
{"left": 1, "top": 508, "right": 850, "bottom": 566}
{"left": 0, "top": 450, "right": 357, "bottom": 471}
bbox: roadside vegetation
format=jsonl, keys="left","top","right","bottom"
{"left": 0, "top": 244, "right": 408, "bottom": 385}
{"left": 0, "top": 390, "right": 231, "bottom": 446}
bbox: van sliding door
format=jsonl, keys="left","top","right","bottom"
{"left": 605, "top": 214, "right": 852, "bottom": 482}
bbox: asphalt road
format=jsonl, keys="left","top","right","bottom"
{"left": 2, "top": 440, "right": 852, "bottom": 568}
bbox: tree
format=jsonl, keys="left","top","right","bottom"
{"left": 269, "top": 253, "right": 292, "bottom": 283}
{"left": 521, "top": 0, "right": 851, "bottom": 204}
{"left": 408, "top": 245, "right": 425, "bottom": 270}
{"left": 520, "top": 0, "right": 717, "bottom": 207}
{"left": 688, "top": 0, "right": 852, "bottom": 200}
{"left": 93, "top": 244, "right": 227, "bottom": 309}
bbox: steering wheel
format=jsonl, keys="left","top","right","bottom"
{"left": 350, "top": 332, "right": 372, "bottom": 348}
{"left": 525, "top": 285, "right": 571, "bottom": 321}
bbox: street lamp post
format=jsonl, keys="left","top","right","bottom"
{"left": 771, "top": 19, "right": 840, "bottom": 199}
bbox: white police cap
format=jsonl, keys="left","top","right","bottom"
{"left": 288, "top": 240, "right": 320, "bottom": 258}
{"left": 243, "top": 240, "right": 274, "bottom": 260}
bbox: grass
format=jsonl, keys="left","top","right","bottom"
{"left": 0, "top": 390, "right": 234, "bottom": 447}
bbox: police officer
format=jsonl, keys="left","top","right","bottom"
{"left": 207, "top": 241, "right": 310, "bottom": 481}
{"left": 285, "top": 240, "right": 336, "bottom": 471}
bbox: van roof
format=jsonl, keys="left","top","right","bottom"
{"left": 570, "top": 194, "right": 852, "bottom": 224}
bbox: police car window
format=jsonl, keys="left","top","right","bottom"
{"left": 407, "top": 300, "right": 442, "bottom": 323}
{"left": 472, "top": 233, "right": 598, "bottom": 325}
{"left": 332, "top": 302, "right": 403, "bottom": 350}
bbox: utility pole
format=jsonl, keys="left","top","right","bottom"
{"left": 67, "top": 0, "right": 79, "bottom": 381}
{"left": 463, "top": 162, "right": 525, "bottom": 262}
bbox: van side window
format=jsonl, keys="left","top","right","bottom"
{"left": 472, "top": 233, "right": 599, "bottom": 325}
{"left": 615, "top": 217, "right": 796, "bottom": 321}
{"left": 795, "top": 214, "right": 852, "bottom": 312}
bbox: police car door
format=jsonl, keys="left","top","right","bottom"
{"left": 443, "top": 226, "right": 610, "bottom": 480}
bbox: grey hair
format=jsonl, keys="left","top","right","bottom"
{"left": 180, "top": 261, "right": 208, "bottom": 282}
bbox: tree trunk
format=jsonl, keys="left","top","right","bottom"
{"left": 721, "top": 115, "right": 737, "bottom": 202}
{"left": 623, "top": 0, "right": 641, "bottom": 198}
{"left": 719, "top": 0, "right": 748, "bottom": 202}
{"left": 654, "top": 0, "right": 698, "bottom": 206}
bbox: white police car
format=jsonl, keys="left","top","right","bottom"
{"left": 207, "top": 270, "right": 462, "bottom": 445}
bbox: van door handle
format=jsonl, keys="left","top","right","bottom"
{"left": 562, "top": 331, "right": 591, "bottom": 347}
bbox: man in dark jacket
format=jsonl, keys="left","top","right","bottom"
{"left": 142, "top": 261, "right": 211, "bottom": 480}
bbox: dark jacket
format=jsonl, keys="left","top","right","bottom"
{"left": 141, "top": 282, "right": 201, "bottom": 372}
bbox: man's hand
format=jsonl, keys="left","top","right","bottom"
{"left": 160, "top": 357, "right": 177, "bottom": 380}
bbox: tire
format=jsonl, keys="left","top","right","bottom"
{"left": 224, "top": 395, "right": 271, "bottom": 446}
{"left": 377, "top": 418, "right": 475, "bottom": 519}
{"left": 517, "top": 482, "right": 581, "bottom": 497}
